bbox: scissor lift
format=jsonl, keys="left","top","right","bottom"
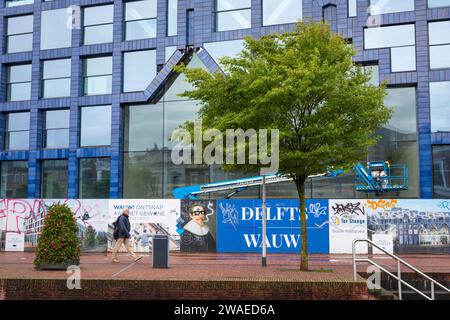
{"left": 354, "top": 161, "right": 408, "bottom": 194}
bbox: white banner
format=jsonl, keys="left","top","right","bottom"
{"left": 108, "top": 199, "right": 181, "bottom": 252}
{"left": 329, "top": 200, "right": 368, "bottom": 254}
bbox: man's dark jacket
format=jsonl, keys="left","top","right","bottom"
{"left": 118, "top": 214, "right": 131, "bottom": 239}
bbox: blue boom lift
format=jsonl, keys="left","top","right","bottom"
{"left": 172, "top": 161, "right": 408, "bottom": 199}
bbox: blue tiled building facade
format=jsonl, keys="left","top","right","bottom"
{"left": 0, "top": 0, "right": 450, "bottom": 200}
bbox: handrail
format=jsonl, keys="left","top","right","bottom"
{"left": 352, "top": 238, "right": 450, "bottom": 300}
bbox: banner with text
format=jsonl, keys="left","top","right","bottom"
{"left": 329, "top": 200, "right": 368, "bottom": 254}
{"left": 108, "top": 199, "right": 181, "bottom": 252}
{"left": 216, "top": 199, "right": 329, "bottom": 253}
{"left": 366, "top": 199, "right": 450, "bottom": 254}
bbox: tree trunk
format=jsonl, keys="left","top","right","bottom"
{"left": 295, "top": 177, "right": 308, "bottom": 271}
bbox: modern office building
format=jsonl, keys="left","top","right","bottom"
{"left": 0, "top": 0, "right": 449, "bottom": 200}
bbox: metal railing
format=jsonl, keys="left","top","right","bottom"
{"left": 352, "top": 238, "right": 450, "bottom": 300}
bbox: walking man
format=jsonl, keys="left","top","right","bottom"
{"left": 112, "top": 209, "right": 143, "bottom": 263}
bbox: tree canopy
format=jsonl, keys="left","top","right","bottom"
{"left": 175, "top": 21, "right": 392, "bottom": 270}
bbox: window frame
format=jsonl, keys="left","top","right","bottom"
{"left": 82, "top": 4, "right": 114, "bottom": 45}
{"left": 124, "top": 0, "right": 158, "bottom": 41}
{"left": 41, "top": 59, "right": 72, "bottom": 99}
{"left": 6, "top": 63, "right": 32, "bottom": 102}
{"left": 6, "top": 14, "right": 33, "bottom": 54}
{"left": 82, "top": 55, "right": 113, "bottom": 96}
{"left": 428, "top": 20, "right": 450, "bottom": 70}
{"left": 214, "top": 0, "right": 251, "bottom": 32}
{"left": 42, "top": 109, "right": 70, "bottom": 149}
{"left": 5, "top": 112, "right": 30, "bottom": 151}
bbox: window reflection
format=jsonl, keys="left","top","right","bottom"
{"left": 79, "top": 158, "right": 110, "bottom": 198}
{"left": 41, "top": 9, "right": 72, "bottom": 50}
{"left": 433, "top": 146, "right": 450, "bottom": 198}
{"left": 263, "top": 0, "right": 302, "bottom": 26}
{"left": 0, "top": 161, "right": 28, "bottom": 198}
{"left": 80, "top": 105, "right": 112, "bottom": 147}
{"left": 41, "top": 159, "right": 68, "bottom": 198}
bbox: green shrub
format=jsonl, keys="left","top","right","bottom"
{"left": 34, "top": 203, "right": 80, "bottom": 269}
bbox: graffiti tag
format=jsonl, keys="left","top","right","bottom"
{"left": 332, "top": 202, "right": 365, "bottom": 216}
{"left": 366, "top": 199, "right": 398, "bottom": 210}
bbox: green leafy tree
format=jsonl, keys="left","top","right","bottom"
{"left": 34, "top": 203, "right": 80, "bottom": 269}
{"left": 176, "top": 21, "right": 392, "bottom": 270}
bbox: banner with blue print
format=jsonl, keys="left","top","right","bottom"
{"left": 216, "top": 199, "right": 329, "bottom": 254}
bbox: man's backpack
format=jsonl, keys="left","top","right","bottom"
{"left": 112, "top": 216, "right": 121, "bottom": 240}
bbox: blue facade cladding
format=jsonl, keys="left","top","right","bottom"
{"left": 0, "top": 0, "right": 449, "bottom": 199}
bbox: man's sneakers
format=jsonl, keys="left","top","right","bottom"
{"left": 134, "top": 255, "right": 144, "bottom": 262}
{"left": 112, "top": 258, "right": 120, "bottom": 263}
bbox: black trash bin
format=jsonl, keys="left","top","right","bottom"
{"left": 152, "top": 235, "right": 169, "bottom": 268}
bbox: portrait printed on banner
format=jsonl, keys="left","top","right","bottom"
{"left": 180, "top": 200, "right": 216, "bottom": 252}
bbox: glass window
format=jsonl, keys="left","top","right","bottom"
{"left": 6, "top": 64, "right": 32, "bottom": 101}
{"left": 80, "top": 105, "right": 112, "bottom": 147}
{"left": 44, "top": 109, "right": 70, "bottom": 148}
{"left": 125, "top": 0, "right": 157, "bottom": 41}
{"left": 5, "top": 112, "right": 30, "bottom": 150}
{"left": 168, "top": 0, "right": 178, "bottom": 36}
{"left": 83, "top": 56, "right": 112, "bottom": 95}
{"left": 391, "top": 46, "right": 416, "bottom": 72}
{"left": 203, "top": 39, "right": 245, "bottom": 69}
{"left": 7, "top": 15, "right": 33, "bottom": 53}
{"left": 362, "top": 64, "right": 379, "bottom": 86}
{"left": 428, "top": 0, "right": 450, "bottom": 8}
{"left": 0, "top": 161, "right": 28, "bottom": 198}
{"left": 165, "top": 46, "right": 177, "bottom": 62}
{"left": 41, "top": 8, "right": 73, "bottom": 50}
{"left": 83, "top": 5, "right": 114, "bottom": 45}
{"left": 41, "top": 159, "right": 68, "bottom": 198}
{"left": 429, "top": 21, "right": 450, "bottom": 69}
{"left": 79, "top": 158, "right": 110, "bottom": 198}
{"left": 6, "top": 0, "right": 34, "bottom": 7}
{"left": 42, "top": 59, "right": 71, "bottom": 98}
{"left": 262, "top": 0, "right": 302, "bottom": 26}
{"left": 215, "top": 0, "right": 251, "bottom": 32}
{"left": 364, "top": 24, "right": 415, "bottom": 49}
{"left": 348, "top": 0, "right": 357, "bottom": 17}
{"left": 370, "top": 0, "right": 415, "bottom": 15}
{"left": 430, "top": 81, "right": 450, "bottom": 133}
{"left": 123, "top": 54, "right": 209, "bottom": 198}
{"left": 368, "top": 87, "right": 419, "bottom": 198}
{"left": 123, "top": 50, "right": 157, "bottom": 92}
{"left": 433, "top": 145, "right": 450, "bottom": 198}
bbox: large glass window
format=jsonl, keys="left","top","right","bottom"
{"left": 83, "top": 56, "right": 112, "bottom": 95}
{"left": 6, "top": 64, "right": 32, "bottom": 101}
{"left": 433, "top": 146, "right": 450, "bottom": 198}
{"left": 429, "top": 21, "right": 450, "bottom": 70}
{"left": 203, "top": 39, "right": 245, "bottom": 70}
{"left": 168, "top": 0, "right": 178, "bottom": 36}
{"left": 83, "top": 5, "right": 114, "bottom": 45}
{"left": 369, "top": 0, "right": 415, "bottom": 15}
{"left": 41, "top": 9, "right": 73, "bottom": 50}
{"left": 215, "top": 0, "right": 251, "bottom": 32}
{"left": 348, "top": 0, "right": 357, "bottom": 17}
{"left": 125, "top": 0, "right": 157, "bottom": 41}
{"left": 44, "top": 109, "right": 70, "bottom": 148}
{"left": 6, "top": 0, "right": 34, "bottom": 7}
{"left": 80, "top": 105, "right": 112, "bottom": 147}
{"left": 262, "top": 0, "right": 302, "bottom": 26}
{"left": 430, "top": 81, "right": 450, "bottom": 133}
{"left": 79, "top": 158, "right": 110, "bottom": 198}
{"left": 0, "top": 161, "right": 28, "bottom": 198}
{"left": 368, "top": 87, "right": 419, "bottom": 197}
{"left": 41, "top": 159, "right": 68, "bottom": 198}
{"left": 428, "top": 0, "right": 450, "bottom": 8}
{"left": 123, "top": 50, "right": 157, "bottom": 92}
{"left": 42, "top": 59, "right": 71, "bottom": 98}
{"left": 5, "top": 112, "right": 30, "bottom": 150}
{"left": 123, "top": 54, "right": 209, "bottom": 198}
{"left": 6, "top": 15, "right": 33, "bottom": 53}
{"left": 364, "top": 24, "right": 416, "bottom": 72}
